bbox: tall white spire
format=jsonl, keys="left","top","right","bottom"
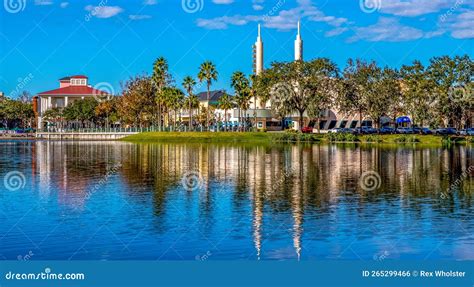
{"left": 294, "top": 20, "right": 303, "bottom": 61}
{"left": 254, "top": 24, "right": 264, "bottom": 75}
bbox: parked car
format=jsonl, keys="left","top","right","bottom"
{"left": 435, "top": 127, "right": 458, "bottom": 135}
{"left": 345, "top": 128, "right": 357, "bottom": 134}
{"left": 355, "top": 127, "right": 377, "bottom": 135}
{"left": 364, "top": 127, "right": 378, "bottom": 134}
{"left": 396, "top": 127, "right": 414, "bottom": 134}
{"left": 412, "top": 127, "right": 421, "bottom": 134}
{"left": 459, "top": 128, "right": 474, "bottom": 136}
{"left": 328, "top": 128, "right": 342, "bottom": 133}
{"left": 379, "top": 126, "right": 395, "bottom": 134}
{"left": 301, "top": 126, "right": 313, "bottom": 134}
{"left": 420, "top": 128, "right": 433, "bottom": 135}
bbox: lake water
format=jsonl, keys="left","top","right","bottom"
{"left": 0, "top": 141, "right": 473, "bottom": 260}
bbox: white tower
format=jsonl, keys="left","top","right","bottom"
{"left": 294, "top": 20, "right": 303, "bottom": 61}
{"left": 253, "top": 24, "right": 264, "bottom": 75}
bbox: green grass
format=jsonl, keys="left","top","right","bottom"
{"left": 123, "top": 131, "right": 472, "bottom": 145}
{"left": 123, "top": 132, "right": 275, "bottom": 143}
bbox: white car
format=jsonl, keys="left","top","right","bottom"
{"left": 328, "top": 128, "right": 342, "bottom": 133}
{"left": 459, "top": 128, "right": 474, "bottom": 136}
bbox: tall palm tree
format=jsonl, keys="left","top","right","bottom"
{"left": 182, "top": 76, "right": 196, "bottom": 130}
{"left": 198, "top": 61, "right": 218, "bottom": 129}
{"left": 185, "top": 94, "right": 200, "bottom": 131}
{"left": 152, "top": 57, "right": 170, "bottom": 130}
{"left": 218, "top": 92, "right": 233, "bottom": 132}
{"left": 231, "top": 71, "right": 250, "bottom": 131}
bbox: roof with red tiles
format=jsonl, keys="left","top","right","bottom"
{"left": 37, "top": 85, "right": 109, "bottom": 96}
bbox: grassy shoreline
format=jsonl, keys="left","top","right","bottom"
{"left": 122, "top": 132, "right": 473, "bottom": 145}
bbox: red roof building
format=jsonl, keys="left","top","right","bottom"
{"left": 35, "top": 75, "right": 110, "bottom": 128}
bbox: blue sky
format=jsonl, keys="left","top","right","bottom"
{"left": 0, "top": 0, "right": 473, "bottom": 97}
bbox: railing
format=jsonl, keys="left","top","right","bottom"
{"left": 36, "top": 126, "right": 221, "bottom": 133}
{"left": 37, "top": 123, "right": 258, "bottom": 134}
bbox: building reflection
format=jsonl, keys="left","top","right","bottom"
{"left": 30, "top": 141, "right": 473, "bottom": 259}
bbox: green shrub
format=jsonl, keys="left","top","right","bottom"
{"left": 326, "top": 132, "right": 359, "bottom": 142}
{"left": 395, "top": 135, "right": 420, "bottom": 143}
{"left": 362, "top": 135, "right": 382, "bottom": 143}
{"left": 272, "top": 132, "right": 321, "bottom": 143}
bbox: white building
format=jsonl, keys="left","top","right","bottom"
{"left": 34, "top": 75, "right": 109, "bottom": 129}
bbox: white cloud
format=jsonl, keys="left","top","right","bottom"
{"left": 325, "top": 27, "right": 348, "bottom": 37}
{"left": 252, "top": 0, "right": 264, "bottom": 11}
{"left": 85, "top": 5, "right": 124, "bottom": 19}
{"left": 197, "top": 15, "right": 260, "bottom": 30}
{"left": 35, "top": 0, "right": 53, "bottom": 5}
{"left": 143, "top": 0, "right": 157, "bottom": 5}
{"left": 348, "top": 17, "right": 424, "bottom": 42}
{"left": 439, "top": 10, "right": 474, "bottom": 39}
{"left": 379, "top": 0, "right": 472, "bottom": 17}
{"left": 60, "top": 2, "right": 69, "bottom": 8}
{"left": 212, "top": 0, "right": 234, "bottom": 4}
{"left": 197, "top": 0, "right": 347, "bottom": 31}
{"left": 129, "top": 14, "right": 152, "bottom": 20}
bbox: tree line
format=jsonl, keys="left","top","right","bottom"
{"left": 0, "top": 55, "right": 472, "bottom": 131}
{"left": 258, "top": 55, "right": 472, "bottom": 131}
{"left": 0, "top": 92, "right": 34, "bottom": 129}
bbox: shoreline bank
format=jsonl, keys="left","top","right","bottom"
{"left": 1, "top": 132, "right": 472, "bottom": 145}
{"left": 122, "top": 132, "right": 473, "bottom": 145}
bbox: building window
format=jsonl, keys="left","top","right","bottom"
{"left": 327, "top": 120, "right": 337, "bottom": 130}
{"left": 257, "top": 122, "right": 263, "bottom": 128}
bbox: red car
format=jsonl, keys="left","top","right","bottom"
{"left": 301, "top": 127, "right": 313, "bottom": 134}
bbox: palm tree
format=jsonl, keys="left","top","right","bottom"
{"left": 182, "top": 76, "right": 197, "bottom": 130}
{"left": 250, "top": 74, "right": 258, "bottom": 130}
{"left": 152, "top": 57, "right": 170, "bottom": 130}
{"left": 218, "top": 92, "right": 233, "bottom": 132}
{"left": 162, "top": 87, "right": 184, "bottom": 130}
{"left": 198, "top": 61, "right": 218, "bottom": 129}
{"left": 231, "top": 71, "right": 250, "bottom": 131}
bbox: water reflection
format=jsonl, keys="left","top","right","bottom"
{"left": 0, "top": 141, "right": 473, "bottom": 260}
